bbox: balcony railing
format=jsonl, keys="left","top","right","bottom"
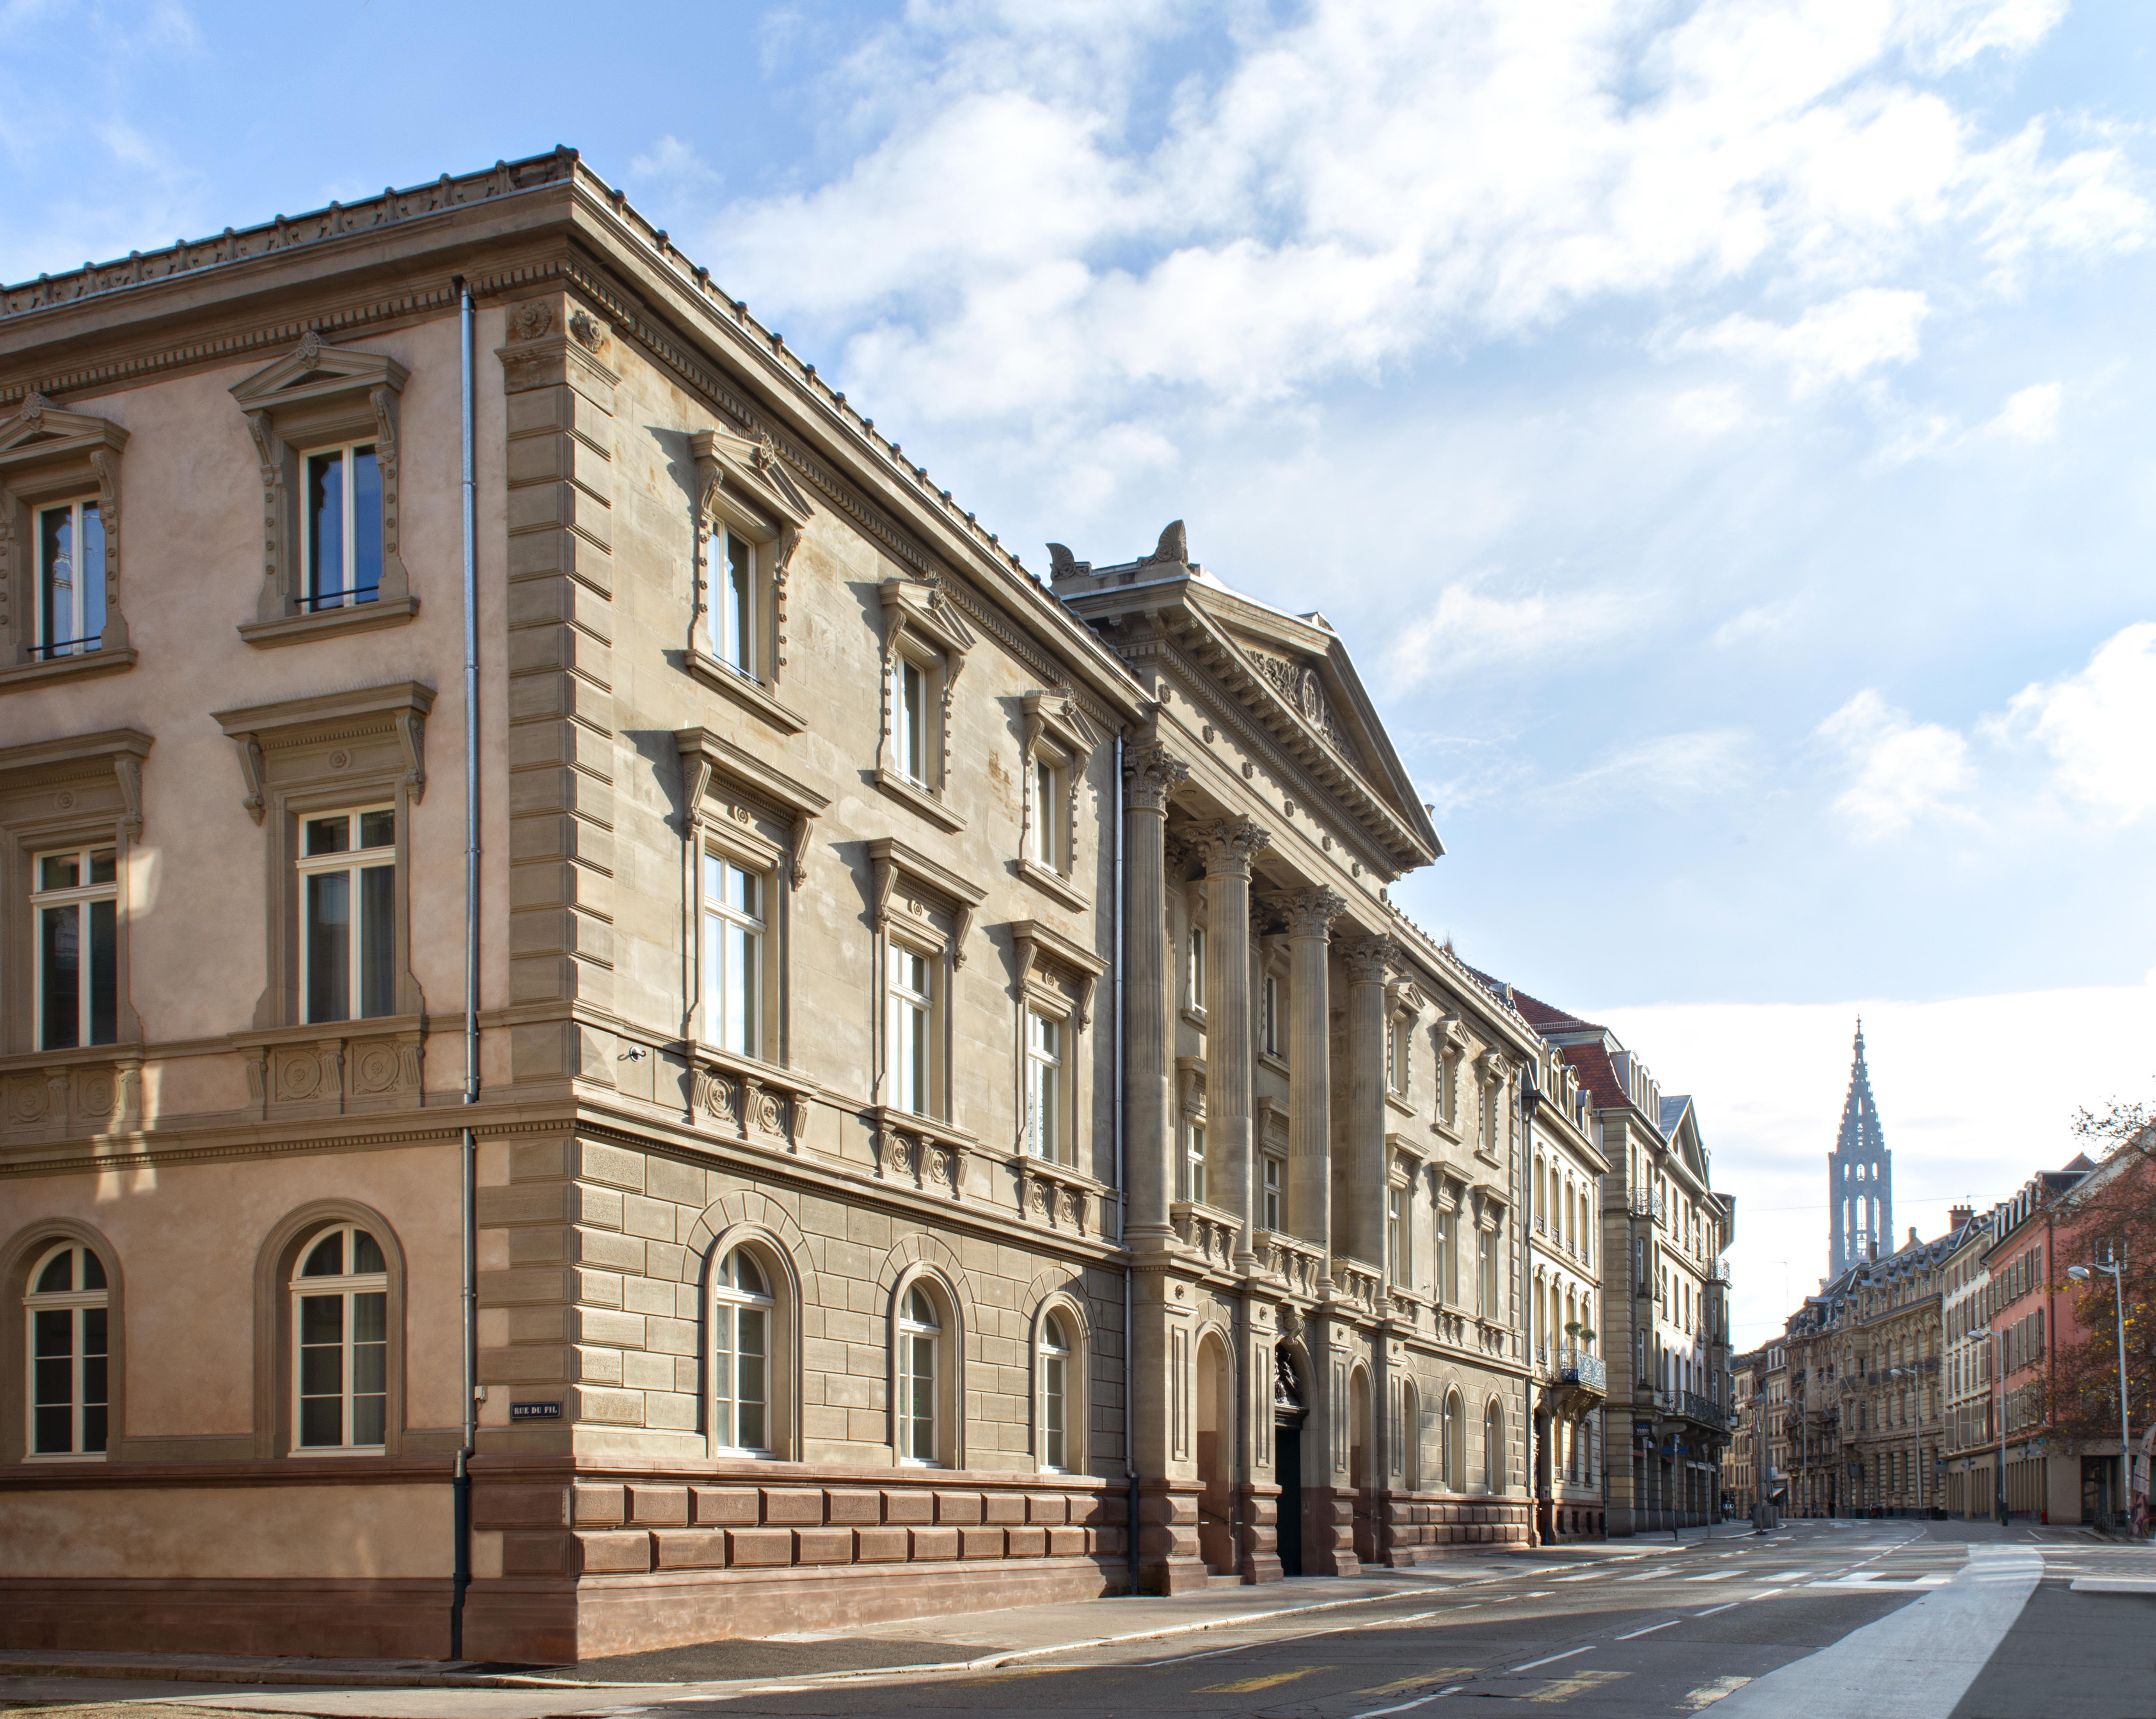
{"left": 1558, "top": 1347, "right": 1607, "bottom": 1392}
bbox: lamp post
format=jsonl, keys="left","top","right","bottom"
{"left": 1890, "top": 1365, "right": 1923, "bottom": 1517}
{"left": 2069, "top": 1259, "right": 2131, "bottom": 1528}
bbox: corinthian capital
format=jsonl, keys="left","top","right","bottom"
{"left": 1124, "top": 742, "right": 1190, "bottom": 813}
{"left": 1340, "top": 933, "right": 1398, "bottom": 985}
{"left": 1198, "top": 816, "right": 1272, "bottom": 878}
{"left": 1280, "top": 886, "right": 1348, "bottom": 938}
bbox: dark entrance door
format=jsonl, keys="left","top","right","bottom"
{"left": 1275, "top": 1423, "right": 1304, "bottom": 1577}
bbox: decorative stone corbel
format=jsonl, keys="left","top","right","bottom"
{"left": 368, "top": 385, "right": 411, "bottom": 603}
{"left": 246, "top": 410, "right": 288, "bottom": 623}
{"left": 112, "top": 754, "right": 143, "bottom": 841}
{"left": 396, "top": 708, "right": 426, "bottom": 802}
{"left": 233, "top": 733, "right": 268, "bottom": 825}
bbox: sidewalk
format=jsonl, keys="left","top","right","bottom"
{"left": 0, "top": 1543, "right": 1640, "bottom": 1717}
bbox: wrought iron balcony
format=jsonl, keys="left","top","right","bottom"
{"left": 1558, "top": 1346, "right": 1607, "bottom": 1392}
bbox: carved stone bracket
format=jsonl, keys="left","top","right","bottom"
{"left": 691, "top": 1049, "right": 811, "bottom": 1154}
{"left": 232, "top": 1022, "right": 423, "bottom": 1121}
{"left": 1014, "top": 1155, "right": 1099, "bottom": 1238}
{"left": 0, "top": 1054, "right": 144, "bottom": 1144}
{"left": 867, "top": 836, "right": 984, "bottom": 968}
{"left": 870, "top": 1107, "right": 970, "bottom": 1202}
{"left": 1011, "top": 918, "right": 1108, "bottom": 1031}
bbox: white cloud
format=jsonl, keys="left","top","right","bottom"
{"left": 1681, "top": 288, "right": 1932, "bottom": 397}
{"left": 1815, "top": 687, "right": 1974, "bottom": 837}
{"left": 666, "top": 0, "right": 2143, "bottom": 443}
{"left": 1989, "top": 622, "right": 2156, "bottom": 823}
{"left": 1713, "top": 596, "right": 1804, "bottom": 648}
{"left": 1984, "top": 380, "right": 2062, "bottom": 441}
{"left": 1556, "top": 729, "right": 1754, "bottom": 809}
{"left": 1382, "top": 576, "right": 1640, "bottom": 690}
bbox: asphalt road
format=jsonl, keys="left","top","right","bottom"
{"left": 591, "top": 1523, "right": 2152, "bottom": 1719}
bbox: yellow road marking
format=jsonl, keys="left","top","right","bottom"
{"left": 1196, "top": 1666, "right": 1322, "bottom": 1693}
{"left": 1356, "top": 1669, "right": 1476, "bottom": 1695}
{"left": 1527, "top": 1669, "right": 1628, "bottom": 1703}
{"left": 1681, "top": 1674, "right": 1753, "bottom": 1710}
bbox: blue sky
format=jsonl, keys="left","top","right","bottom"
{"left": 9, "top": 0, "right": 2153, "bottom": 1323}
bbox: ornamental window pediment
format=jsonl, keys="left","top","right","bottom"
{"left": 0, "top": 394, "right": 134, "bottom": 687}
{"left": 686, "top": 426, "right": 813, "bottom": 730}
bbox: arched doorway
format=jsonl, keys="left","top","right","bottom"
{"left": 1274, "top": 1350, "right": 1306, "bottom": 1577}
{"left": 1349, "top": 1366, "right": 1375, "bottom": 1563}
{"left": 1534, "top": 1403, "right": 1554, "bottom": 1541}
{"left": 1195, "top": 1331, "right": 1234, "bottom": 1575}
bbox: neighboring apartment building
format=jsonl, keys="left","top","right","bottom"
{"left": 1729, "top": 1348, "right": 1762, "bottom": 1516}
{"left": 1941, "top": 1202, "right": 2000, "bottom": 1519}
{"left": 1475, "top": 987, "right": 1733, "bottom": 1534}
{"left": 1782, "top": 1219, "right": 1965, "bottom": 1516}
{"left": 1, "top": 151, "right": 1582, "bottom": 1662}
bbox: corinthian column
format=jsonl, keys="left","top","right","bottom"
{"left": 1124, "top": 743, "right": 1189, "bottom": 1247}
{"left": 1283, "top": 888, "right": 1345, "bottom": 1281}
{"left": 1340, "top": 933, "right": 1397, "bottom": 1272}
{"left": 1198, "top": 818, "right": 1270, "bottom": 1268}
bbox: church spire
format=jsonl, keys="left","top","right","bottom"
{"left": 1828, "top": 1017, "right": 1891, "bottom": 1278}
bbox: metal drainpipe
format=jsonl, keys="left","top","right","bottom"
{"left": 450, "top": 277, "right": 481, "bottom": 1661}
{"left": 1115, "top": 736, "right": 1138, "bottom": 1594}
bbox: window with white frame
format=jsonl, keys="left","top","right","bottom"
{"left": 711, "top": 528, "right": 758, "bottom": 678}
{"left": 25, "top": 1242, "right": 107, "bottom": 1458}
{"left": 702, "top": 853, "right": 766, "bottom": 1057}
{"left": 1476, "top": 1226, "right": 1496, "bottom": 1319}
{"left": 292, "top": 1224, "right": 388, "bottom": 1451}
{"left": 892, "top": 652, "right": 932, "bottom": 786}
{"left": 712, "top": 1248, "right": 773, "bottom": 1453}
{"left": 898, "top": 1284, "right": 941, "bottom": 1464}
{"left": 301, "top": 442, "right": 383, "bottom": 610}
{"left": 1442, "top": 1389, "right": 1462, "bottom": 1490}
{"left": 1039, "top": 1311, "right": 1071, "bottom": 1472}
{"left": 1435, "top": 1204, "right": 1455, "bottom": 1305}
{"left": 1029, "top": 750, "right": 1066, "bottom": 870}
{"left": 1024, "top": 1007, "right": 1065, "bottom": 1160}
{"left": 32, "top": 844, "right": 117, "bottom": 1051}
{"left": 1261, "top": 1156, "right": 1282, "bottom": 1232}
{"left": 298, "top": 808, "right": 396, "bottom": 1024}
{"left": 1386, "top": 1188, "right": 1405, "bottom": 1284}
{"left": 1387, "top": 1017, "right": 1409, "bottom": 1095}
{"left": 1483, "top": 1398, "right": 1506, "bottom": 1492}
{"left": 888, "top": 942, "right": 938, "bottom": 1116}
{"left": 1184, "top": 1119, "right": 1208, "bottom": 1204}
{"left": 35, "top": 497, "right": 106, "bottom": 658}
{"left": 1261, "top": 972, "right": 1283, "bottom": 1059}
{"left": 1187, "top": 925, "right": 1206, "bottom": 1013}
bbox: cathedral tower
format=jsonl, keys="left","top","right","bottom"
{"left": 1828, "top": 1020, "right": 1891, "bottom": 1276}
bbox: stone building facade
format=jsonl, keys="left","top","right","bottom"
{"left": 0, "top": 150, "right": 1588, "bottom": 1662}
{"left": 1478, "top": 987, "right": 1733, "bottom": 1533}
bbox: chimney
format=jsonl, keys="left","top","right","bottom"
{"left": 1950, "top": 1204, "right": 1973, "bottom": 1232}
{"left": 1907, "top": 1225, "right": 1919, "bottom": 1246}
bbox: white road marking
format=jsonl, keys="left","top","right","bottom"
{"left": 1513, "top": 1646, "right": 1594, "bottom": 1671}
{"left": 1695, "top": 1602, "right": 1740, "bottom": 1616}
{"left": 1684, "top": 1571, "right": 1742, "bottom": 1582}
{"left": 1615, "top": 1619, "right": 1680, "bottom": 1639}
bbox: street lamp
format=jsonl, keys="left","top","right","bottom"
{"left": 1889, "top": 1365, "right": 1924, "bottom": 1517}
{"left": 2069, "top": 1260, "right": 2131, "bottom": 1528}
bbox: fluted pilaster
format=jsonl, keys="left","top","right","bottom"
{"left": 1124, "top": 743, "right": 1188, "bottom": 1245}
{"left": 1341, "top": 932, "right": 1396, "bottom": 1272}
{"left": 1282, "top": 888, "right": 1344, "bottom": 1281}
{"left": 1198, "top": 818, "right": 1269, "bottom": 1268}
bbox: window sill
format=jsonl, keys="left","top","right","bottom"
{"left": 1258, "top": 1050, "right": 1290, "bottom": 1078}
{"left": 1385, "top": 1091, "right": 1417, "bottom": 1119}
{"left": 237, "top": 597, "right": 419, "bottom": 649}
{"left": 1018, "top": 857, "right": 1089, "bottom": 912}
{"left": 1181, "top": 1005, "right": 1208, "bottom": 1032}
{"left": 684, "top": 646, "right": 807, "bottom": 734}
{"left": 0, "top": 647, "right": 137, "bottom": 692}
{"left": 875, "top": 766, "right": 966, "bottom": 832}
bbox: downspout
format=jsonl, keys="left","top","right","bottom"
{"left": 1115, "top": 735, "right": 1137, "bottom": 1594}
{"left": 450, "top": 278, "right": 480, "bottom": 1661}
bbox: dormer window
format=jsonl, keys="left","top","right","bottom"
{"left": 36, "top": 499, "right": 105, "bottom": 658}
{"left": 302, "top": 442, "right": 382, "bottom": 610}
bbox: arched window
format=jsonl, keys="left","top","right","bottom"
{"left": 1039, "top": 1311, "right": 1071, "bottom": 1472}
{"left": 1401, "top": 1380, "right": 1421, "bottom": 1491}
{"left": 1442, "top": 1389, "right": 1463, "bottom": 1492}
{"left": 26, "top": 1242, "right": 108, "bottom": 1458}
{"left": 713, "top": 1249, "right": 774, "bottom": 1453}
{"left": 293, "top": 1224, "right": 387, "bottom": 1451}
{"left": 1484, "top": 1398, "right": 1506, "bottom": 1494}
{"left": 898, "top": 1284, "right": 942, "bottom": 1465}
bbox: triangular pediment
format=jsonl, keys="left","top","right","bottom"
{"left": 0, "top": 393, "right": 129, "bottom": 465}
{"left": 229, "top": 332, "right": 408, "bottom": 411}
{"left": 691, "top": 424, "right": 814, "bottom": 527}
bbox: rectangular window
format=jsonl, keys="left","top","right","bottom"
{"left": 1030, "top": 755, "right": 1064, "bottom": 869}
{"left": 296, "top": 1286, "right": 388, "bottom": 1450}
{"left": 701, "top": 853, "right": 765, "bottom": 1057}
{"left": 32, "top": 846, "right": 117, "bottom": 1051}
{"left": 1387, "top": 1189, "right": 1404, "bottom": 1284}
{"left": 889, "top": 943, "right": 936, "bottom": 1116}
{"left": 894, "top": 656, "right": 928, "bottom": 784}
{"left": 1477, "top": 1228, "right": 1495, "bottom": 1318}
{"left": 1436, "top": 1209, "right": 1454, "bottom": 1305}
{"left": 1387, "top": 1019, "right": 1408, "bottom": 1093}
{"left": 1188, "top": 926, "right": 1206, "bottom": 1011}
{"left": 35, "top": 498, "right": 105, "bottom": 658}
{"left": 714, "top": 530, "right": 757, "bottom": 676}
{"left": 1025, "top": 1008, "right": 1064, "bottom": 1160}
{"left": 302, "top": 443, "right": 383, "bottom": 610}
{"left": 1262, "top": 974, "right": 1283, "bottom": 1058}
{"left": 1184, "top": 1120, "right": 1207, "bottom": 1204}
{"left": 1262, "top": 1157, "right": 1282, "bottom": 1233}
{"left": 299, "top": 808, "right": 396, "bottom": 1023}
